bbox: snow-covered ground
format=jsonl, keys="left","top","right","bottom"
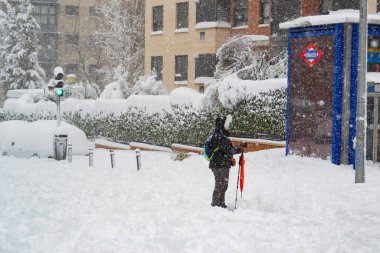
{"left": 0, "top": 149, "right": 379, "bottom": 253}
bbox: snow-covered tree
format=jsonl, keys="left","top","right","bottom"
{"left": 95, "top": 0, "right": 145, "bottom": 97}
{"left": 203, "top": 35, "right": 287, "bottom": 111}
{"left": 132, "top": 73, "right": 167, "bottom": 95}
{"left": 0, "top": 0, "right": 45, "bottom": 90}
{"left": 215, "top": 36, "right": 287, "bottom": 81}
{"left": 0, "top": 0, "right": 17, "bottom": 89}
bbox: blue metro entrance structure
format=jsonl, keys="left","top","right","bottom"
{"left": 281, "top": 13, "right": 380, "bottom": 165}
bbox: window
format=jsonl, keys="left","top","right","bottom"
{"left": 177, "top": 2, "right": 188, "bottom": 29}
{"left": 196, "top": 0, "right": 230, "bottom": 23}
{"left": 195, "top": 54, "right": 216, "bottom": 78}
{"left": 151, "top": 56, "right": 163, "bottom": 80}
{"left": 33, "top": 5, "right": 56, "bottom": 25}
{"left": 200, "top": 32, "right": 205, "bottom": 41}
{"left": 66, "top": 5, "right": 79, "bottom": 16}
{"left": 38, "top": 34, "right": 58, "bottom": 61}
{"left": 88, "top": 36, "right": 97, "bottom": 46}
{"left": 234, "top": 0, "right": 248, "bottom": 27}
{"left": 65, "top": 35, "right": 79, "bottom": 45}
{"left": 152, "top": 6, "right": 163, "bottom": 32}
{"left": 89, "top": 6, "right": 102, "bottom": 17}
{"left": 65, "top": 64, "right": 78, "bottom": 74}
{"left": 175, "top": 55, "right": 188, "bottom": 81}
{"left": 259, "top": 0, "right": 270, "bottom": 24}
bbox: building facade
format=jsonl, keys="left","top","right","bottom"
{"left": 369, "top": 0, "right": 378, "bottom": 14}
{"left": 56, "top": 0, "right": 103, "bottom": 85}
{"left": 145, "top": 0, "right": 271, "bottom": 93}
{"left": 145, "top": 0, "right": 363, "bottom": 93}
{"left": 270, "top": 0, "right": 360, "bottom": 54}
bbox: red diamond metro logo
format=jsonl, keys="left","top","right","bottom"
{"left": 300, "top": 43, "right": 323, "bottom": 67}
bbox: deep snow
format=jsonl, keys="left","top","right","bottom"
{"left": 0, "top": 149, "right": 380, "bottom": 253}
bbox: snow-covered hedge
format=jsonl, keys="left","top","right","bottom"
{"left": 4, "top": 95, "right": 286, "bottom": 147}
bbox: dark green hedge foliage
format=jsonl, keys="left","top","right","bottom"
{"left": 4, "top": 88, "right": 286, "bottom": 147}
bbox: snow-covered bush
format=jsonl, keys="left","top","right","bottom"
{"left": 64, "top": 82, "right": 100, "bottom": 99}
{"left": 132, "top": 73, "right": 167, "bottom": 95}
{"left": 203, "top": 77, "right": 286, "bottom": 111}
{"left": 99, "top": 81, "right": 124, "bottom": 99}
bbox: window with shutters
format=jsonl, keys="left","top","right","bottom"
{"left": 153, "top": 6, "right": 163, "bottom": 32}
{"left": 151, "top": 56, "right": 163, "bottom": 80}
{"left": 177, "top": 2, "right": 189, "bottom": 29}
{"left": 175, "top": 55, "right": 188, "bottom": 81}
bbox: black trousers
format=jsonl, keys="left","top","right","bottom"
{"left": 210, "top": 167, "right": 230, "bottom": 206}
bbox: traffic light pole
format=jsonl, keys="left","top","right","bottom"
{"left": 57, "top": 96, "right": 61, "bottom": 127}
{"left": 355, "top": 0, "right": 367, "bottom": 184}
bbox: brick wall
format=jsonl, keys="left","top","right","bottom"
{"left": 301, "top": 0, "right": 320, "bottom": 16}
{"left": 270, "top": 0, "right": 300, "bottom": 56}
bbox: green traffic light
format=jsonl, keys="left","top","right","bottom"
{"left": 55, "top": 88, "right": 64, "bottom": 97}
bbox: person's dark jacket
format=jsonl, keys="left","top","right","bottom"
{"left": 209, "top": 117, "right": 242, "bottom": 169}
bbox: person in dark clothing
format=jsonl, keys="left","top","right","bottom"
{"left": 209, "top": 115, "right": 245, "bottom": 208}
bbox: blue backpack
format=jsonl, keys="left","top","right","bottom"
{"left": 203, "top": 135, "right": 219, "bottom": 161}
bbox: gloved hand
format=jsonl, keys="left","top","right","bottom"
{"left": 241, "top": 142, "right": 248, "bottom": 148}
{"left": 231, "top": 158, "right": 236, "bottom": 167}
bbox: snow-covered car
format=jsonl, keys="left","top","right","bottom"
{"left": 0, "top": 120, "right": 89, "bottom": 158}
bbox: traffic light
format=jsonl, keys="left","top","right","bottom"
{"left": 54, "top": 80, "right": 64, "bottom": 97}
{"left": 55, "top": 88, "right": 64, "bottom": 97}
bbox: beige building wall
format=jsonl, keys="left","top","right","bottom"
{"left": 57, "top": 0, "right": 103, "bottom": 85}
{"left": 369, "top": 0, "right": 377, "bottom": 14}
{"left": 145, "top": 0, "right": 231, "bottom": 92}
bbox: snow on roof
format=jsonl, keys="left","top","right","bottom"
{"left": 280, "top": 10, "right": 380, "bottom": 29}
{"left": 367, "top": 72, "right": 380, "bottom": 84}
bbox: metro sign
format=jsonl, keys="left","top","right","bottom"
{"left": 300, "top": 43, "right": 323, "bottom": 67}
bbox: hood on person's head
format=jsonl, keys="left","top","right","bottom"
{"left": 215, "top": 116, "right": 226, "bottom": 131}
{"left": 224, "top": 114, "right": 232, "bottom": 132}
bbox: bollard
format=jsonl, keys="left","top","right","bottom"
{"left": 110, "top": 150, "right": 115, "bottom": 168}
{"left": 136, "top": 149, "right": 141, "bottom": 171}
{"left": 67, "top": 143, "right": 72, "bottom": 163}
{"left": 89, "top": 147, "right": 94, "bottom": 166}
